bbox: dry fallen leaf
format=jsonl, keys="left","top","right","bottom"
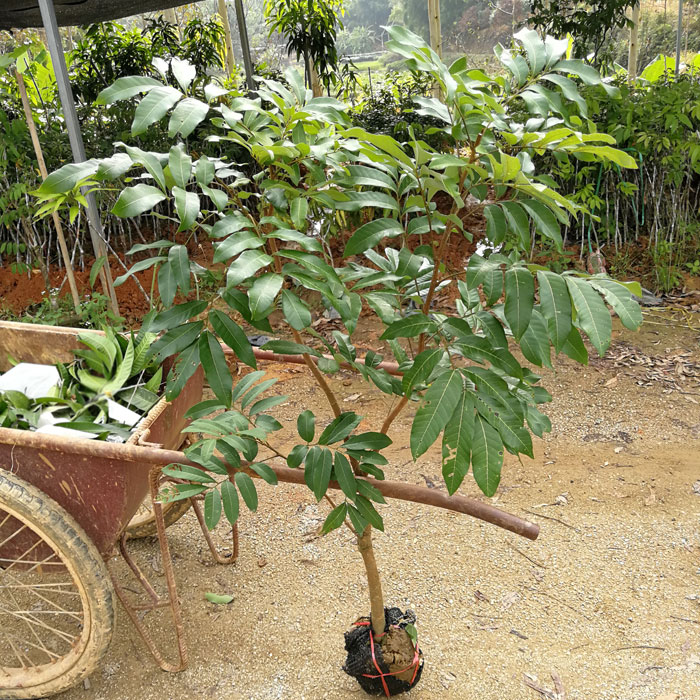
{"left": 501, "top": 591, "right": 520, "bottom": 610}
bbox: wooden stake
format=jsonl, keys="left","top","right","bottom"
{"left": 15, "top": 69, "right": 81, "bottom": 312}
{"left": 428, "top": 0, "right": 442, "bottom": 99}
{"left": 428, "top": 0, "right": 442, "bottom": 59}
{"left": 217, "top": 0, "right": 237, "bottom": 78}
{"left": 628, "top": 2, "right": 641, "bottom": 80}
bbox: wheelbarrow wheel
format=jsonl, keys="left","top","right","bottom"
{"left": 0, "top": 470, "right": 115, "bottom": 699}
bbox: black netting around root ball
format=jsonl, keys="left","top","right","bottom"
{"left": 343, "top": 607, "right": 424, "bottom": 697}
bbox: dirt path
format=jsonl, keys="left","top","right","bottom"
{"left": 63, "top": 310, "right": 700, "bottom": 700}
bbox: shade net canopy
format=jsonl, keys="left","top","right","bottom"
{"left": 0, "top": 1, "right": 202, "bottom": 30}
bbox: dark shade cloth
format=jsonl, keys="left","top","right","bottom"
{"left": 0, "top": 1, "right": 202, "bottom": 30}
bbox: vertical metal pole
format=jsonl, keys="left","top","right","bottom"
{"left": 37, "top": 0, "right": 119, "bottom": 315}
{"left": 676, "top": 0, "right": 683, "bottom": 78}
{"left": 234, "top": 0, "right": 255, "bottom": 91}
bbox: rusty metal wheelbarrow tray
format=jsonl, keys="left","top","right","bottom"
{"left": 0, "top": 320, "right": 200, "bottom": 553}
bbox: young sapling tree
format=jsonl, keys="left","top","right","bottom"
{"left": 37, "top": 27, "right": 642, "bottom": 695}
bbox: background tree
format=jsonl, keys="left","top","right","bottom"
{"left": 529, "top": 0, "right": 639, "bottom": 62}
{"left": 264, "top": 0, "right": 344, "bottom": 95}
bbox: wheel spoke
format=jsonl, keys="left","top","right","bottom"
{"left": 0, "top": 537, "right": 47, "bottom": 576}
{"left": 0, "top": 628, "right": 61, "bottom": 662}
{"left": 2, "top": 566, "right": 82, "bottom": 618}
{"left": 0, "top": 523, "right": 26, "bottom": 550}
{"left": 0, "top": 557, "right": 64, "bottom": 566}
{"left": 6, "top": 635, "right": 29, "bottom": 669}
{"left": 1, "top": 570, "right": 63, "bottom": 661}
{"left": 1, "top": 582, "right": 79, "bottom": 595}
{"left": 0, "top": 604, "right": 78, "bottom": 645}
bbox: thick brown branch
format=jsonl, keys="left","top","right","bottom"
{"left": 0, "top": 428, "right": 539, "bottom": 540}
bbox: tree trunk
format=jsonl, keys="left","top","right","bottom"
{"left": 19, "top": 215, "right": 54, "bottom": 307}
{"left": 217, "top": 0, "right": 237, "bottom": 78}
{"left": 309, "top": 60, "right": 323, "bottom": 98}
{"left": 357, "top": 526, "right": 385, "bottom": 636}
{"left": 628, "top": 2, "right": 641, "bottom": 80}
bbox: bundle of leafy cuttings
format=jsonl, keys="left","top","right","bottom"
{"left": 0, "top": 328, "right": 163, "bottom": 441}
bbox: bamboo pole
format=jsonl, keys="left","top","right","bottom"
{"left": 15, "top": 69, "right": 81, "bottom": 312}
{"left": 217, "top": 0, "right": 237, "bottom": 78}
{"left": 428, "top": 0, "right": 442, "bottom": 99}
{"left": 628, "top": 2, "right": 641, "bottom": 80}
{"left": 428, "top": 0, "right": 442, "bottom": 58}
{"left": 676, "top": 0, "right": 684, "bottom": 78}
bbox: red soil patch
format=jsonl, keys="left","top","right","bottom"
{"left": 0, "top": 230, "right": 216, "bottom": 324}
{"left": 0, "top": 260, "right": 154, "bottom": 324}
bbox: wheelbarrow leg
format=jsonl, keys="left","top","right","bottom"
{"left": 105, "top": 468, "right": 188, "bottom": 673}
{"left": 189, "top": 496, "right": 239, "bottom": 565}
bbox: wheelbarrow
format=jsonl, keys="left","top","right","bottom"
{"left": 0, "top": 321, "right": 223, "bottom": 699}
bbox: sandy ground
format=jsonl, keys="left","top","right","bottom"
{"left": 61, "top": 309, "right": 700, "bottom": 700}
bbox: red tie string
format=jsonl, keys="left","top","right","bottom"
{"left": 352, "top": 621, "right": 421, "bottom": 698}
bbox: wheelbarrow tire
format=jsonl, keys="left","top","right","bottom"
{"left": 125, "top": 495, "right": 192, "bottom": 539}
{"left": 0, "top": 470, "right": 115, "bottom": 699}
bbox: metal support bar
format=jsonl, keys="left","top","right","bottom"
{"left": 234, "top": 0, "right": 255, "bottom": 90}
{"left": 37, "top": 0, "right": 120, "bottom": 316}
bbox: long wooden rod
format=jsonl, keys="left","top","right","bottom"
{"left": 15, "top": 70, "right": 81, "bottom": 312}
{"left": 0, "top": 427, "right": 539, "bottom": 541}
